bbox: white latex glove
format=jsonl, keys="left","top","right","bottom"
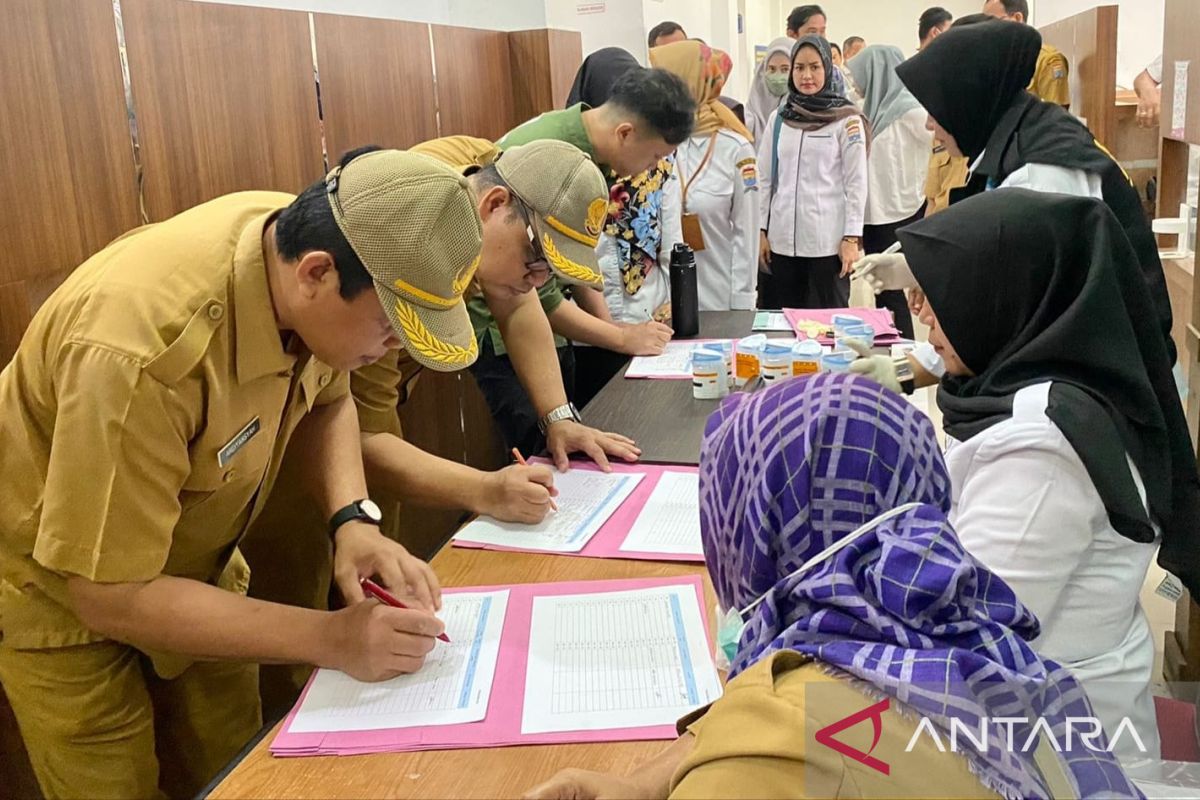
{"left": 852, "top": 252, "right": 917, "bottom": 294}
{"left": 845, "top": 340, "right": 901, "bottom": 394}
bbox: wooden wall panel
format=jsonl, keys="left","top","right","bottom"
{"left": 432, "top": 25, "right": 516, "bottom": 140}
{"left": 122, "top": 0, "right": 323, "bottom": 221}
{"left": 508, "top": 29, "right": 584, "bottom": 124}
{"left": 1038, "top": 5, "right": 1117, "bottom": 149}
{"left": 0, "top": 0, "right": 139, "bottom": 363}
{"left": 314, "top": 15, "right": 439, "bottom": 159}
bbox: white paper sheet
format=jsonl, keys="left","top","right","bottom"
{"left": 624, "top": 341, "right": 717, "bottom": 379}
{"left": 520, "top": 585, "right": 723, "bottom": 734}
{"left": 454, "top": 471, "right": 644, "bottom": 552}
{"left": 753, "top": 311, "right": 792, "bottom": 332}
{"left": 619, "top": 472, "right": 702, "bottom": 556}
{"left": 288, "top": 591, "right": 509, "bottom": 733}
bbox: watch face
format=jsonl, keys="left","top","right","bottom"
{"left": 360, "top": 499, "right": 383, "bottom": 522}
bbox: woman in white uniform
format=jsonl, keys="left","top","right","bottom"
{"left": 757, "top": 36, "right": 867, "bottom": 309}
{"left": 897, "top": 189, "right": 1200, "bottom": 761}
{"left": 745, "top": 38, "right": 794, "bottom": 147}
{"left": 847, "top": 45, "right": 927, "bottom": 340}
{"left": 650, "top": 41, "right": 758, "bottom": 312}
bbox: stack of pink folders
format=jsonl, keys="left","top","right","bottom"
{"left": 453, "top": 460, "right": 704, "bottom": 563}
{"left": 782, "top": 307, "right": 902, "bottom": 346}
{"left": 270, "top": 576, "right": 720, "bottom": 757}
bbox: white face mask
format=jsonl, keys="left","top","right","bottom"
{"left": 714, "top": 502, "right": 923, "bottom": 667}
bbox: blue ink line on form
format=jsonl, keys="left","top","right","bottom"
{"left": 669, "top": 592, "right": 699, "bottom": 705}
{"left": 566, "top": 475, "right": 633, "bottom": 544}
{"left": 457, "top": 596, "right": 492, "bottom": 709}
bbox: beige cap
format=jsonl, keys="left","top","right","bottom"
{"left": 495, "top": 141, "right": 609, "bottom": 288}
{"left": 326, "top": 149, "right": 482, "bottom": 372}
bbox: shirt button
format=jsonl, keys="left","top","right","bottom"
{"left": 207, "top": 303, "right": 225, "bottom": 321}
{"left": 318, "top": 373, "right": 330, "bottom": 387}
{"left": 222, "top": 470, "right": 235, "bottom": 483}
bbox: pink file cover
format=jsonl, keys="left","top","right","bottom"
{"left": 269, "top": 575, "right": 711, "bottom": 757}
{"left": 452, "top": 459, "right": 703, "bottom": 563}
{"left": 782, "top": 307, "right": 902, "bottom": 346}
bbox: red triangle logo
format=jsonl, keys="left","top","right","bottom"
{"left": 814, "top": 698, "right": 891, "bottom": 776}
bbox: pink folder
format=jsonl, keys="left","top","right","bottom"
{"left": 783, "top": 307, "right": 902, "bottom": 346}
{"left": 452, "top": 460, "right": 703, "bottom": 563}
{"left": 270, "top": 575, "right": 711, "bottom": 757}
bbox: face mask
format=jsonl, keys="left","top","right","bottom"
{"left": 764, "top": 73, "right": 790, "bottom": 97}
{"left": 714, "top": 502, "right": 922, "bottom": 668}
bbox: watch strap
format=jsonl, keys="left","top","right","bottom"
{"left": 328, "top": 500, "right": 381, "bottom": 536}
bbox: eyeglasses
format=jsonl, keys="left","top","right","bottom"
{"left": 515, "top": 200, "right": 552, "bottom": 278}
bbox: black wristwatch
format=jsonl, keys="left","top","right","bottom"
{"left": 328, "top": 499, "right": 383, "bottom": 536}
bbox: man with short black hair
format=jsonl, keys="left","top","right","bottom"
{"left": 982, "top": 0, "right": 1070, "bottom": 107}
{"left": 842, "top": 35, "right": 865, "bottom": 60}
{"left": 648, "top": 20, "right": 687, "bottom": 48}
{"left": 0, "top": 149, "right": 476, "bottom": 797}
{"left": 786, "top": 4, "right": 826, "bottom": 39}
{"left": 468, "top": 67, "right": 696, "bottom": 458}
{"left": 919, "top": 6, "right": 953, "bottom": 49}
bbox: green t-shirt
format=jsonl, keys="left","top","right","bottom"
{"left": 471, "top": 105, "right": 607, "bottom": 357}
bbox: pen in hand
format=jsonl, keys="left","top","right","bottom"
{"left": 360, "top": 577, "right": 451, "bottom": 643}
{"left": 511, "top": 447, "right": 558, "bottom": 511}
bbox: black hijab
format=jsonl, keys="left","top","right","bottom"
{"left": 565, "top": 47, "right": 641, "bottom": 108}
{"left": 895, "top": 19, "right": 1041, "bottom": 160}
{"left": 779, "top": 36, "right": 859, "bottom": 130}
{"left": 898, "top": 189, "right": 1200, "bottom": 595}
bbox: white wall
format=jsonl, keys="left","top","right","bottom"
{"left": 545, "top": 0, "right": 649, "bottom": 62}
{"left": 811, "top": 0, "right": 985, "bottom": 55}
{"left": 191, "top": 0, "right": 545, "bottom": 29}
{"left": 1031, "top": 0, "right": 1164, "bottom": 88}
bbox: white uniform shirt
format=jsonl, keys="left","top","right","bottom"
{"left": 757, "top": 111, "right": 869, "bottom": 258}
{"left": 946, "top": 382, "right": 1161, "bottom": 763}
{"left": 864, "top": 107, "right": 932, "bottom": 225}
{"left": 598, "top": 172, "right": 682, "bottom": 325}
{"left": 675, "top": 131, "right": 760, "bottom": 311}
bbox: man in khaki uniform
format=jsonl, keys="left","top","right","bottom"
{"left": 244, "top": 141, "right": 619, "bottom": 693}
{"left": 0, "top": 150, "right": 482, "bottom": 799}
{"left": 982, "top": 0, "right": 1070, "bottom": 107}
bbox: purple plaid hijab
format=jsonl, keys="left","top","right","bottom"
{"left": 700, "top": 374, "right": 1142, "bottom": 800}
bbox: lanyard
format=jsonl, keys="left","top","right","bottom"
{"left": 676, "top": 132, "right": 720, "bottom": 213}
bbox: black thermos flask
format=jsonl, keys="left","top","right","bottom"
{"left": 669, "top": 243, "right": 699, "bottom": 338}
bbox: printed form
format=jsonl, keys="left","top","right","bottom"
{"left": 521, "top": 585, "right": 722, "bottom": 734}
{"left": 619, "top": 472, "right": 703, "bottom": 556}
{"left": 625, "top": 342, "right": 703, "bottom": 379}
{"left": 454, "top": 471, "right": 644, "bottom": 552}
{"left": 287, "top": 590, "right": 509, "bottom": 732}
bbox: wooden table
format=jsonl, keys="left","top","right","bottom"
{"left": 208, "top": 546, "right": 714, "bottom": 799}
{"left": 585, "top": 310, "right": 778, "bottom": 464}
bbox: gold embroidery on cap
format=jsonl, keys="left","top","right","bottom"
{"left": 544, "top": 215, "right": 599, "bottom": 248}
{"left": 585, "top": 198, "right": 608, "bottom": 237}
{"left": 394, "top": 300, "right": 478, "bottom": 365}
{"left": 392, "top": 277, "right": 460, "bottom": 308}
{"left": 542, "top": 233, "right": 602, "bottom": 286}
{"left": 453, "top": 254, "right": 481, "bottom": 297}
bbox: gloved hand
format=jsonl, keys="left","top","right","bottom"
{"left": 852, "top": 252, "right": 917, "bottom": 293}
{"left": 845, "top": 340, "right": 901, "bottom": 394}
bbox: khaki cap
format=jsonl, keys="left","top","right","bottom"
{"left": 326, "top": 149, "right": 483, "bottom": 371}
{"left": 495, "top": 141, "right": 609, "bottom": 288}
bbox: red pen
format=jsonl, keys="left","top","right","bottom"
{"left": 360, "top": 577, "right": 451, "bottom": 643}
{"left": 511, "top": 447, "right": 558, "bottom": 511}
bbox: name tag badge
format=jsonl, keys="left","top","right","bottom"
{"left": 217, "top": 416, "right": 261, "bottom": 468}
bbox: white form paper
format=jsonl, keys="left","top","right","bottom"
{"left": 454, "top": 471, "right": 645, "bottom": 552}
{"left": 753, "top": 311, "right": 792, "bottom": 332}
{"left": 619, "top": 472, "right": 702, "bottom": 556}
{"left": 287, "top": 590, "right": 509, "bottom": 733}
{"left": 625, "top": 341, "right": 705, "bottom": 379}
{"left": 520, "top": 585, "right": 722, "bottom": 734}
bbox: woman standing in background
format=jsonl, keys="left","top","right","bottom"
{"left": 745, "top": 39, "right": 794, "bottom": 149}
{"left": 565, "top": 47, "right": 683, "bottom": 405}
{"left": 848, "top": 44, "right": 928, "bottom": 339}
{"left": 651, "top": 41, "right": 759, "bottom": 311}
{"left": 757, "top": 37, "right": 867, "bottom": 309}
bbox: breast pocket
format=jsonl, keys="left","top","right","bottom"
{"left": 180, "top": 414, "right": 273, "bottom": 513}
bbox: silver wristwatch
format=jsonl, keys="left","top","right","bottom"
{"left": 538, "top": 402, "right": 582, "bottom": 434}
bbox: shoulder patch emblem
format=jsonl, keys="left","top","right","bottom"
{"left": 740, "top": 161, "right": 758, "bottom": 189}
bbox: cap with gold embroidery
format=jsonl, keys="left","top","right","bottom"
{"left": 495, "top": 141, "right": 609, "bottom": 288}
{"left": 326, "top": 150, "right": 483, "bottom": 371}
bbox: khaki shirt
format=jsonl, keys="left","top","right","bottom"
{"left": 924, "top": 145, "right": 970, "bottom": 217}
{"left": 0, "top": 192, "right": 346, "bottom": 670}
{"left": 1030, "top": 44, "right": 1070, "bottom": 107}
